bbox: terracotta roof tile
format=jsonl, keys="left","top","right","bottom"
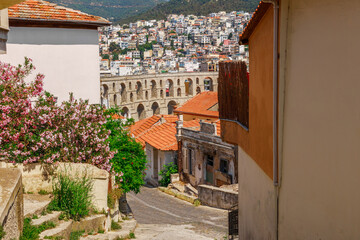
{"left": 174, "top": 91, "right": 219, "bottom": 118}
{"left": 9, "top": 0, "right": 110, "bottom": 25}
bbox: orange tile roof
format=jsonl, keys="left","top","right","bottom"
{"left": 141, "top": 120, "right": 200, "bottom": 151}
{"left": 174, "top": 91, "right": 219, "bottom": 118}
{"left": 9, "top": 0, "right": 110, "bottom": 25}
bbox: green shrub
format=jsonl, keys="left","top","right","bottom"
{"left": 111, "top": 220, "right": 122, "bottom": 230}
{"left": 193, "top": 199, "right": 201, "bottom": 207}
{"left": 158, "top": 162, "right": 178, "bottom": 187}
{"left": 20, "top": 218, "right": 56, "bottom": 240}
{"left": 69, "top": 231, "right": 85, "bottom": 240}
{"left": 48, "top": 171, "right": 93, "bottom": 221}
{"left": 38, "top": 190, "right": 50, "bottom": 195}
{"left": 129, "top": 232, "right": 136, "bottom": 239}
{"left": 0, "top": 226, "right": 5, "bottom": 240}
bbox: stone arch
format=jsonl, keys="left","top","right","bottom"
{"left": 136, "top": 81, "right": 143, "bottom": 100}
{"left": 204, "top": 77, "right": 213, "bottom": 91}
{"left": 113, "top": 82, "right": 116, "bottom": 91}
{"left": 129, "top": 82, "right": 132, "bottom": 90}
{"left": 145, "top": 80, "right": 147, "bottom": 88}
{"left": 196, "top": 78, "right": 199, "bottom": 85}
{"left": 196, "top": 86, "right": 201, "bottom": 94}
{"left": 121, "top": 107, "right": 130, "bottom": 118}
{"left": 113, "top": 94, "right": 117, "bottom": 105}
{"left": 166, "top": 79, "right": 174, "bottom": 97}
{"left": 177, "top": 88, "right": 181, "bottom": 97}
{"left": 137, "top": 104, "right": 146, "bottom": 120}
{"left": 151, "top": 102, "right": 160, "bottom": 115}
{"left": 151, "top": 80, "right": 157, "bottom": 98}
{"left": 120, "top": 83, "right": 127, "bottom": 103}
{"left": 160, "top": 80, "right": 163, "bottom": 87}
{"left": 177, "top": 79, "right": 180, "bottom": 85}
{"left": 145, "top": 91, "right": 148, "bottom": 100}
{"left": 160, "top": 90, "right": 164, "bottom": 98}
{"left": 185, "top": 78, "right": 193, "bottom": 96}
{"left": 101, "top": 84, "right": 109, "bottom": 107}
{"left": 130, "top": 93, "right": 134, "bottom": 102}
{"left": 167, "top": 101, "right": 177, "bottom": 114}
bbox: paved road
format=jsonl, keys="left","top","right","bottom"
{"left": 127, "top": 186, "right": 228, "bottom": 240}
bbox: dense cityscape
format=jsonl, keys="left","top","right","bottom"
{"left": 99, "top": 11, "right": 251, "bottom": 76}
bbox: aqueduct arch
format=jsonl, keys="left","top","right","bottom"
{"left": 151, "top": 102, "right": 160, "bottom": 115}
{"left": 137, "top": 104, "right": 146, "bottom": 120}
{"left": 167, "top": 101, "right": 177, "bottom": 114}
{"left": 151, "top": 80, "right": 157, "bottom": 98}
{"left": 185, "top": 78, "right": 193, "bottom": 96}
{"left": 121, "top": 107, "right": 130, "bottom": 118}
{"left": 166, "top": 79, "right": 174, "bottom": 97}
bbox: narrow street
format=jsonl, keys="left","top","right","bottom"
{"left": 127, "top": 186, "right": 228, "bottom": 240}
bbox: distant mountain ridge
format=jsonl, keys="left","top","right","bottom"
{"left": 47, "top": 0, "right": 168, "bottom": 22}
{"left": 119, "top": 0, "right": 260, "bottom": 24}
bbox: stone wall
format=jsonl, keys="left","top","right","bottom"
{"left": 198, "top": 184, "right": 237, "bottom": 210}
{"left": 0, "top": 168, "right": 23, "bottom": 240}
{"left": 0, "top": 162, "right": 109, "bottom": 211}
{"left": 101, "top": 72, "right": 219, "bottom": 121}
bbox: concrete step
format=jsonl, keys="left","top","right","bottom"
{"left": 80, "top": 219, "right": 137, "bottom": 240}
{"left": 39, "top": 220, "right": 73, "bottom": 240}
{"left": 72, "top": 214, "right": 106, "bottom": 233}
{"left": 32, "top": 211, "right": 61, "bottom": 226}
{"left": 24, "top": 194, "right": 52, "bottom": 218}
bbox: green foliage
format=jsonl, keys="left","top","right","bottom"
{"left": 0, "top": 226, "right": 5, "bottom": 240}
{"left": 158, "top": 162, "right": 178, "bottom": 187}
{"left": 120, "top": 0, "right": 259, "bottom": 24}
{"left": 104, "top": 108, "right": 147, "bottom": 194}
{"left": 48, "top": 171, "right": 93, "bottom": 221}
{"left": 112, "top": 53, "right": 119, "bottom": 61}
{"left": 69, "top": 231, "right": 85, "bottom": 240}
{"left": 228, "top": 32, "right": 233, "bottom": 39}
{"left": 38, "top": 190, "right": 50, "bottom": 195}
{"left": 111, "top": 220, "right": 122, "bottom": 230}
{"left": 20, "top": 218, "right": 56, "bottom": 240}
{"left": 102, "top": 54, "right": 110, "bottom": 60}
{"left": 193, "top": 199, "right": 201, "bottom": 207}
{"left": 129, "top": 232, "right": 136, "bottom": 239}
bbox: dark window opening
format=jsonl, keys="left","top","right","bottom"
{"left": 206, "top": 155, "right": 214, "bottom": 167}
{"left": 220, "top": 159, "right": 228, "bottom": 174}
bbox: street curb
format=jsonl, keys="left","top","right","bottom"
{"left": 158, "top": 187, "right": 201, "bottom": 206}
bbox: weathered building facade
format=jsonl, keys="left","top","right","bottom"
{"left": 100, "top": 72, "right": 218, "bottom": 121}
{"left": 177, "top": 118, "right": 237, "bottom": 188}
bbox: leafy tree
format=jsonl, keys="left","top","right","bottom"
{"left": 104, "top": 108, "right": 147, "bottom": 194}
{"left": 159, "top": 162, "right": 178, "bottom": 187}
{"left": 228, "top": 32, "right": 233, "bottom": 39}
{"left": 102, "top": 54, "right": 110, "bottom": 59}
{"left": 109, "top": 42, "right": 120, "bottom": 52}
{"left": 112, "top": 53, "right": 119, "bottom": 60}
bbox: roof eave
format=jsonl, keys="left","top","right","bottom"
{"left": 9, "top": 17, "right": 111, "bottom": 28}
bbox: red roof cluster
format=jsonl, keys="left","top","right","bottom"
{"left": 9, "top": 0, "right": 109, "bottom": 25}
{"left": 174, "top": 91, "right": 219, "bottom": 118}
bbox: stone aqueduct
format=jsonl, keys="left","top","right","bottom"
{"left": 100, "top": 72, "right": 219, "bottom": 121}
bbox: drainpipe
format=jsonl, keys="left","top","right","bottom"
{"left": 262, "top": 1, "right": 279, "bottom": 239}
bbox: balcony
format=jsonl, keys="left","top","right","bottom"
{"left": 218, "top": 61, "right": 249, "bottom": 130}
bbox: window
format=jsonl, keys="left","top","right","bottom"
{"left": 188, "top": 149, "right": 193, "bottom": 175}
{"left": 220, "top": 159, "right": 228, "bottom": 174}
{"left": 206, "top": 155, "right": 214, "bottom": 167}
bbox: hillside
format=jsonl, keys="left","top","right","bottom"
{"left": 119, "top": 0, "right": 260, "bottom": 24}
{"left": 47, "top": 0, "right": 168, "bottom": 22}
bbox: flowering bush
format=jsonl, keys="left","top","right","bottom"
{"left": 0, "top": 58, "right": 115, "bottom": 171}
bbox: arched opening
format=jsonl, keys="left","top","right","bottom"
{"left": 101, "top": 84, "right": 109, "bottom": 108}
{"left": 196, "top": 87, "right": 201, "bottom": 94}
{"left": 204, "top": 77, "right": 213, "bottom": 91}
{"left": 167, "top": 101, "right": 177, "bottom": 115}
{"left": 151, "top": 80, "right": 157, "bottom": 98}
{"left": 120, "top": 83, "right": 127, "bottom": 103}
{"left": 113, "top": 83, "right": 116, "bottom": 91}
{"left": 160, "top": 80, "right": 163, "bottom": 87}
{"left": 185, "top": 78, "right": 193, "bottom": 96}
{"left": 145, "top": 80, "right": 147, "bottom": 88}
{"left": 129, "top": 82, "right": 132, "bottom": 90}
{"left": 136, "top": 81, "right": 143, "bottom": 100}
{"left": 196, "top": 78, "right": 199, "bottom": 85}
{"left": 160, "top": 90, "right": 164, "bottom": 98}
{"left": 121, "top": 107, "right": 129, "bottom": 118}
{"left": 151, "top": 102, "right": 160, "bottom": 115}
{"left": 130, "top": 93, "right": 134, "bottom": 102}
{"left": 113, "top": 94, "right": 117, "bottom": 106}
{"left": 137, "top": 104, "right": 146, "bottom": 120}
{"left": 166, "top": 79, "right": 174, "bottom": 97}
{"left": 177, "top": 88, "right": 181, "bottom": 97}
{"left": 177, "top": 79, "right": 180, "bottom": 85}
{"left": 145, "top": 91, "right": 148, "bottom": 100}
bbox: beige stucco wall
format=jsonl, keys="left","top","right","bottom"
{"left": 237, "top": 146, "right": 276, "bottom": 240}
{"left": 0, "top": 162, "right": 109, "bottom": 211}
{"left": 0, "top": 27, "right": 100, "bottom": 104}
{"left": 279, "top": 0, "right": 360, "bottom": 239}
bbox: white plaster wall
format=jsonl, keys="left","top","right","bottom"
{"left": 238, "top": 146, "right": 276, "bottom": 240}
{"left": 145, "top": 144, "right": 153, "bottom": 180}
{"left": 279, "top": 0, "right": 360, "bottom": 239}
{"left": 0, "top": 27, "right": 100, "bottom": 104}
